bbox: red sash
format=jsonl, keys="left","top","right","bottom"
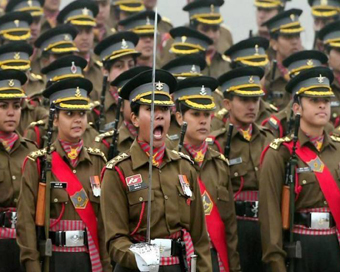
{"left": 283, "top": 141, "right": 340, "bottom": 232}
{"left": 51, "top": 152, "right": 100, "bottom": 252}
{"left": 198, "top": 178, "right": 230, "bottom": 272}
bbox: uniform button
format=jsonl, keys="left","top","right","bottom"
{"left": 302, "top": 180, "right": 307, "bottom": 184}
{"left": 164, "top": 195, "right": 168, "bottom": 200}
{"left": 54, "top": 198, "right": 58, "bottom": 202}
{"left": 234, "top": 172, "right": 239, "bottom": 177}
{"left": 324, "top": 201, "right": 327, "bottom": 205}
{"left": 12, "top": 176, "right": 16, "bottom": 180}
{"left": 65, "top": 202, "right": 68, "bottom": 205}
{"left": 255, "top": 167, "right": 258, "bottom": 171}
{"left": 72, "top": 170, "right": 77, "bottom": 174}
{"left": 139, "top": 197, "right": 143, "bottom": 202}
{"left": 14, "top": 198, "right": 18, "bottom": 203}
{"left": 159, "top": 170, "right": 162, "bottom": 173}
{"left": 333, "top": 113, "right": 338, "bottom": 118}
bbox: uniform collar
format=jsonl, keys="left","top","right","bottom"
{"left": 53, "top": 139, "right": 92, "bottom": 165}
{"left": 298, "top": 128, "right": 335, "bottom": 151}
{"left": 119, "top": 122, "right": 135, "bottom": 142}
{"left": 226, "top": 119, "right": 261, "bottom": 142}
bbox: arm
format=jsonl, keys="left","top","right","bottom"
{"left": 259, "top": 148, "right": 288, "bottom": 272}
{"left": 16, "top": 159, "right": 41, "bottom": 272}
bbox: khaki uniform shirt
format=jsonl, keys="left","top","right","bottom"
{"left": 259, "top": 130, "right": 340, "bottom": 272}
{"left": 19, "top": 100, "right": 48, "bottom": 136}
{"left": 16, "top": 140, "right": 111, "bottom": 272}
{"left": 94, "top": 122, "right": 135, "bottom": 158}
{"left": 25, "top": 72, "right": 45, "bottom": 97}
{"left": 0, "top": 134, "right": 36, "bottom": 208}
{"left": 84, "top": 53, "right": 103, "bottom": 102}
{"left": 208, "top": 121, "right": 274, "bottom": 192}
{"left": 217, "top": 25, "right": 233, "bottom": 55}
{"left": 202, "top": 52, "right": 231, "bottom": 79}
{"left": 25, "top": 121, "right": 98, "bottom": 148}
{"left": 100, "top": 140, "right": 212, "bottom": 271}
{"left": 330, "top": 80, "right": 340, "bottom": 126}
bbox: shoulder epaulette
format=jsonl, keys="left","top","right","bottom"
{"left": 222, "top": 54, "right": 231, "bottom": 62}
{"left": 331, "top": 134, "right": 340, "bottom": 142}
{"left": 29, "top": 119, "right": 45, "bottom": 127}
{"left": 28, "top": 146, "right": 55, "bottom": 161}
{"left": 215, "top": 88, "right": 224, "bottom": 98}
{"left": 162, "top": 16, "right": 172, "bottom": 24}
{"left": 95, "top": 60, "right": 103, "bottom": 67}
{"left": 217, "top": 152, "right": 229, "bottom": 165}
{"left": 110, "top": 28, "right": 116, "bottom": 33}
{"left": 95, "top": 130, "right": 114, "bottom": 143}
{"left": 90, "top": 101, "right": 101, "bottom": 109}
{"left": 167, "top": 134, "right": 179, "bottom": 141}
{"left": 106, "top": 153, "right": 130, "bottom": 169}
{"left": 205, "top": 136, "right": 215, "bottom": 145}
{"left": 30, "top": 73, "right": 43, "bottom": 81}
{"left": 171, "top": 150, "right": 194, "bottom": 164}
{"left": 85, "top": 147, "right": 107, "bottom": 163}
{"left": 269, "top": 104, "right": 278, "bottom": 112}
{"left": 23, "top": 137, "right": 38, "bottom": 147}
{"left": 268, "top": 117, "right": 279, "bottom": 130}
{"left": 221, "top": 24, "right": 231, "bottom": 32}
{"left": 269, "top": 136, "right": 292, "bottom": 150}
{"left": 214, "top": 108, "right": 228, "bottom": 121}
{"left": 211, "top": 127, "right": 227, "bottom": 138}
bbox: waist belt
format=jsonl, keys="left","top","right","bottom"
{"left": 132, "top": 238, "right": 182, "bottom": 258}
{"left": 0, "top": 211, "right": 17, "bottom": 229}
{"left": 49, "top": 230, "right": 88, "bottom": 247}
{"left": 295, "top": 212, "right": 335, "bottom": 229}
{"left": 235, "top": 200, "right": 259, "bottom": 218}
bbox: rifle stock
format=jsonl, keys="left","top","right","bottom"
{"left": 108, "top": 97, "right": 123, "bottom": 160}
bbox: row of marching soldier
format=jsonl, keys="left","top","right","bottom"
{"left": 1, "top": 0, "right": 340, "bottom": 271}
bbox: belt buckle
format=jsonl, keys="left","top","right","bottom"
{"left": 311, "top": 212, "right": 330, "bottom": 229}
{"left": 65, "top": 230, "right": 85, "bottom": 247}
{"left": 250, "top": 201, "right": 259, "bottom": 218}
{"left": 151, "top": 239, "right": 172, "bottom": 258}
{"left": 4, "top": 211, "right": 17, "bottom": 229}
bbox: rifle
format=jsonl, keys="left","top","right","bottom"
{"left": 35, "top": 103, "right": 55, "bottom": 272}
{"left": 249, "top": 29, "right": 253, "bottom": 38}
{"left": 96, "top": 74, "right": 108, "bottom": 133}
{"left": 224, "top": 123, "right": 234, "bottom": 159}
{"left": 107, "top": 97, "right": 123, "bottom": 160}
{"left": 178, "top": 122, "right": 187, "bottom": 152}
{"left": 267, "top": 60, "right": 277, "bottom": 104}
{"left": 281, "top": 113, "right": 302, "bottom": 271}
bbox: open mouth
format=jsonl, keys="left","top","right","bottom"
{"left": 153, "top": 125, "right": 164, "bottom": 140}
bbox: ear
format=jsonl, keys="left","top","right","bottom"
{"left": 223, "top": 98, "right": 232, "bottom": 111}
{"left": 292, "top": 101, "right": 301, "bottom": 115}
{"left": 53, "top": 115, "right": 58, "bottom": 127}
{"left": 175, "top": 111, "right": 183, "bottom": 126}
{"left": 130, "top": 112, "right": 139, "bottom": 128}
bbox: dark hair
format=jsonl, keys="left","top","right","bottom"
{"left": 130, "top": 101, "right": 140, "bottom": 116}
{"left": 103, "top": 56, "right": 137, "bottom": 71}
{"left": 293, "top": 95, "right": 300, "bottom": 105}
{"left": 175, "top": 100, "right": 191, "bottom": 116}
{"left": 223, "top": 91, "right": 235, "bottom": 100}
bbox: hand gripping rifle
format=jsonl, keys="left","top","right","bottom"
{"left": 281, "top": 113, "right": 302, "bottom": 271}
{"left": 224, "top": 123, "right": 234, "bottom": 159}
{"left": 35, "top": 103, "right": 55, "bottom": 272}
{"left": 178, "top": 122, "right": 187, "bottom": 152}
{"left": 96, "top": 73, "right": 108, "bottom": 133}
{"left": 107, "top": 97, "right": 123, "bottom": 160}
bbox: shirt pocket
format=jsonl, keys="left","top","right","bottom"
{"left": 176, "top": 185, "right": 195, "bottom": 225}
{"left": 127, "top": 189, "right": 154, "bottom": 223}
{"left": 0, "top": 170, "right": 12, "bottom": 204}
{"left": 297, "top": 171, "right": 320, "bottom": 206}
{"left": 216, "top": 186, "right": 230, "bottom": 221}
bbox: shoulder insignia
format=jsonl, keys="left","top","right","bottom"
{"left": 90, "top": 101, "right": 101, "bottom": 109}
{"left": 27, "top": 146, "right": 55, "bottom": 161}
{"left": 30, "top": 72, "right": 43, "bottom": 80}
{"left": 269, "top": 104, "right": 278, "bottom": 112}
{"left": 95, "top": 130, "right": 114, "bottom": 143}
{"left": 85, "top": 147, "right": 107, "bottom": 163}
{"left": 218, "top": 153, "right": 229, "bottom": 165}
{"left": 221, "top": 24, "right": 231, "bottom": 32}
{"left": 162, "top": 16, "right": 172, "bottom": 25}
{"left": 29, "top": 119, "right": 45, "bottom": 127}
{"left": 167, "top": 134, "right": 179, "bottom": 141}
{"left": 95, "top": 60, "right": 103, "bottom": 67}
{"left": 205, "top": 136, "right": 215, "bottom": 145}
{"left": 222, "top": 54, "right": 231, "bottom": 62}
{"left": 331, "top": 134, "right": 340, "bottom": 142}
{"left": 214, "top": 108, "right": 228, "bottom": 121}
{"left": 269, "top": 136, "right": 292, "bottom": 150}
{"left": 215, "top": 88, "right": 224, "bottom": 98}
{"left": 106, "top": 153, "right": 130, "bottom": 169}
{"left": 171, "top": 150, "right": 194, "bottom": 164}
{"left": 268, "top": 117, "right": 279, "bottom": 130}
{"left": 110, "top": 28, "right": 116, "bottom": 33}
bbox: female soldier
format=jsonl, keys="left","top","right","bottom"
{"left": 170, "top": 76, "right": 241, "bottom": 271}
{"left": 16, "top": 77, "right": 111, "bottom": 272}
{"left": 100, "top": 69, "right": 212, "bottom": 271}
{"left": 0, "top": 69, "right": 37, "bottom": 271}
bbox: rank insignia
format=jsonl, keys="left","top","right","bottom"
{"left": 202, "top": 191, "right": 213, "bottom": 215}
{"left": 307, "top": 156, "right": 324, "bottom": 173}
{"left": 70, "top": 188, "right": 89, "bottom": 209}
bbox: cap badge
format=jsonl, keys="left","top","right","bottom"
{"left": 321, "top": 0, "right": 328, "bottom": 5}
{"left": 249, "top": 76, "right": 255, "bottom": 84}
{"left": 290, "top": 14, "right": 295, "bottom": 22}
{"left": 210, "top": 4, "right": 215, "bottom": 13}
{"left": 307, "top": 59, "right": 314, "bottom": 66}
{"left": 200, "top": 85, "right": 207, "bottom": 95}
{"left": 71, "top": 61, "right": 77, "bottom": 74}
{"left": 254, "top": 44, "right": 259, "bottom": 55}
{"left": 75, "top": 87, "right": 82, "bottom": 97}
{"left": 64, "top": 34, "right": 71, "bottom": 41}
{"left": 14, "top": 20, "right": 19, "bottom": 27}
{"left": 82, "top": 7, "right": 89, "bottom": 15}
{"left": 190, "top": 65, "right": 197, "bottom": 74}
{"left": 317, "top": 74, "right": 325, "bottom": 83}
{"left": 8, "top": 80, "right": 14, "bottom": 87}
{"left": 121, "top": 39, "right": 128, "bottom": 49}
{"left": 181, "top": 36, "right": 187, "bottom": 43}
{"left": 146, "top": 17, "right": 151, "bottom": 25}
{"left": 14, "top": 52, "right": 20, "bottom": 60}
{"left": 27, "top": 0, "right": 32, "bottom": 7}
{"left": 155, "top": 81, "right": 164, "bottom": 91}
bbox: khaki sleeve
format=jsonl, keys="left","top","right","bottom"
{"left": 16, "top": 158, "right": 41, "bottom": 272}
{"left": 259, "top": 148, "right": 287, "bottom": 272}
{"left": 100, "top": 167, "right": 138, "bottom": 269}
{"left": 189, "top": 169, "right": 212, "bottom": 272}
{"left": 225, "top": 178, "right": 241, "bottom": 272}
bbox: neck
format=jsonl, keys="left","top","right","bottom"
{"left": 258, "top": 30, "right": 270, "bottom": 40}
{"left": 58, "top": 136, "right": 80, "bottom": 144}
{"left": 275, "top": 53, "right": 284, "bottom": 64}
{"left": 76, "top": 51, "right": 89, "bottom": 60}
{"left": 0, "top": 131, "right": 14, "bottom": 137}
{"left": 184, "top": 135, "right": 203, "bottom": 147}
{"left": 44, "top": 8, "right": 58, "bottom": 16}
{"left": 300, "top": 119, "right": 324, "bottom": 138}
{"left": 229, "top": 115, "right": 251, "bottom": 130}
{"left": 137, "top": 56, "right": 152, "bottom": 67}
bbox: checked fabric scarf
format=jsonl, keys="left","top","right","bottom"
{"left": 59, "top": 139, "right": 84, "bottom": 168}
{"left": 0, "top": 131, "right": 18, "bottom": 152}
{"left": 138, "top": 140, "right": 166, "bottom": 167}
{"left": 184, "top": 141, "right": 208, "bottom": 167}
